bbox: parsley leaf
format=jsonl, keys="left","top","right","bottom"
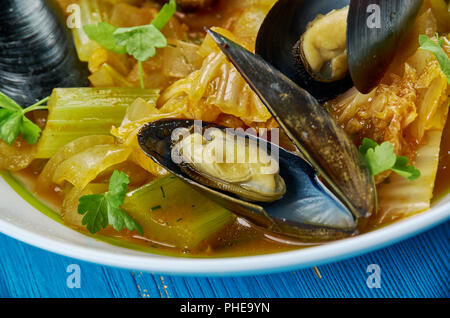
{"left": 0, "top": 91, "right": 48, "bottom": 146}
{"left": 78, "top": 171, "right": 144, "bottom": 235}
{"left": 0, "top": 91, "right": 22, "bottom": 111}
{"left": 392, "top": 156, "right": 421, "bottom": 181}
{"left": 419, "top": 34, "right": 450, "bottom": 84}
{"left": 359, "top": 138, "right": 420, "bottom": 181}
{"left": 113, "top": 25, "right": 167, "bottom": 61}
{"left": 83, "top": 22, "right": 126, "bottom": 55}
{"left": 82, "top": 0, "right": 177, "bottom": 89}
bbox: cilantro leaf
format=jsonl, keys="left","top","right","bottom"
{"left": 419, "top": 34, "right": 450, "bottom": 84}
{"left": 83, "top": 22, "right": 127, "bottom": 55}
{"left": 78, "top": 194, "right": 108, "bottom": 234}
{"left": 20, "top": 116, "right": 42, "bottom": 145}
{"left": 392, "top": 156, "right": 421, "bottom": 181}
{"left": 0, "top": 111, "right": 22, "bottom": 145}
{"left": 113, "top": 25, "right": 167, "bottom": 61}
{"left": 0, "top": 91, "right": 47, "bottom": 146}
{"left": 358, "top": 138, "right": 378, "bottom": 157}
{"left": 364, "top": 142, "right": 397, "bottom": 176}
{"left": 0, "top": 91, "right": 22, "bottom": 111}
{"left": 359, "top": 138, "right": 421, "bottom": 181}
{"left": 82, "top": 0, "right": 176, "bottom": 89}
{"left": 78, "top": 171, "right": 144, "bottom": 235}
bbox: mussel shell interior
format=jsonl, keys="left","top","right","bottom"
{"left": 138, "top": 119, "right": 358, "bottom": 242}
{"left": 0, "top": 0, "right": 89, "bottom": 107}
{"left": 256, "top": 0, "right": 352, "bottom": 103}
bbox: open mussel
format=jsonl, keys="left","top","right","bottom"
{"left": 209, "top": 29, "right": 375, "bottom": 219}
{"left": 0, "top": 0, "right": 89, "bottom": 107}
{"left": 171, "top": 124, "right": 287, "bottom": 203}
{"left": 139, "top": 119, "right": 358, "bottom": 242}
{"left": 256, "top": 0, "right": 423, "bottom": 101}
{"left": 138, "top": 29, "right": 378, "bottom": 242}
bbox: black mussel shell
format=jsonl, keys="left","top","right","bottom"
{"left": 256, "top": 0, "right": 423, "bottom": 101}
{"left": 138, "top": 119, "right": 358, "bottom": 242}
{"left": 208, "top": 29, "right": 375, "bottom": 221}
{"left": 256, "top": 0, "right": 352, "bottom": 103}
{"left": 0, "top": 0, "right": 89, "bottom": 107}
{"left": 347, "top": 0, "right": 423, "bottom": 93}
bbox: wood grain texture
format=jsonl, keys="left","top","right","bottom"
{"left": 0, "top": 222, "right": 448, "bottom": 298}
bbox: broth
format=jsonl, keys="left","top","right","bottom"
{"left": 8, "top": 119, "right": 449, "bottom": 257}
{"left": 2, "top": 0, "right": 449, "bottom": 258}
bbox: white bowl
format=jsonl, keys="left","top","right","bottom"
{"left": 0, "top": 172, "right": 448, "bottom": 276}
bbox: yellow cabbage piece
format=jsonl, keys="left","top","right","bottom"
{"left": 111, "top": 98, "right": 178, "bottom": 176}
{"left": 0, "top": 139, "right": 36, "bottom": 172}
{"left": 37, "top": 135, "right": 115, "bottom": 190}
{"left": 52, "top": 144, "right": 131, "bottom": 189}
{"left": 377, "top": 130, "right": 444, "bottom": 224}
{"left": 158, "top": 25, "right": 273, "bottom": 126}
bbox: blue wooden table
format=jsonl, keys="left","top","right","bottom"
{"left": 0, "top": 222, "right": 448, "bottom": 298}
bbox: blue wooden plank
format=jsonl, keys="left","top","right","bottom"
{"left": 0, "top": 221, "right": 448, "bottom": 298}
{"left": 0, "top": 234, "right": 140, "bottom": 297}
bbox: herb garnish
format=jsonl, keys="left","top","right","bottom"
{"left": 419, "top": 34, "right": 450, "bottom": 84}
{"left": 78, "top": 171, "right": 144, "bottom": 235}
{"left": 359, "top": 138, "right": 420, "bottom": 211}
{"left": 359, "top": 138, "right": 420, "bottom": 181}
{"left": 0, "top": 91, "right": 49, "bottom": 146}
{"left": 83, "top": 0, "right": 177, "bottom": 89}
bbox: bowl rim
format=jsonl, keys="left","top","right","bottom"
{"left": 0, "top": 175, "right": 448, "bottom": 276}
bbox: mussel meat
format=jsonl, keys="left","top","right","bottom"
{"left": 209, "top": 29, "right": 375, "bottom": 220}
{"left": 256, "top": 0, "right": 423, "bottom": 101}
{"left": 139, "top": 119, "right": 358, "bottom": 242}
{"left": 171, "top": 125, "right": 286, "bottom": 202}
{"left": 0, "top": 0, "right": 89, "bottom": 107}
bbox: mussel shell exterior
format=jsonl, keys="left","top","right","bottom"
{"left": 256, "top": 0, "right": 352, "bottom": 103}
{"left": 208, "top": 29, "right": 375, "bottom": 220}
{"left": 138, "top": 119, "right": 358, "bottom": 242}
{"left": 347, "top": 0, "right": 423, "bottom": 93}
{"left": 0, "top": 0, "right": 89, "bottom": 107}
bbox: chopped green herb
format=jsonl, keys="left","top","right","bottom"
{"left": 78, "top": 171, "right": 144, "bottom": 235}
{"left": 150, "top": 0, "right": 177, "bottom": 31}
{"left": 83, "top": 0, "right": 177, "bottom": 89}
{"left": 151, "top": 205, "right": 162, "bottom": 211}
{"left": 419, "top": 34, "right": 450, "bottom": 84}
{"left": 359, "top": 138, "right": 421, "bottom": 181}
{"left": 0, "top": 91, "right": 49, "bottom": 146}
{"left": 113, "top": 25, "right": 167, "bottom": 62}
{"left": 176, "top": 218, "right": 183, "bottom": 222}
{"left": 160, "top": 186, "right": 166, "bottom": 198}
{"left": 83, "top": 22, "right": 126, "bottom": 55}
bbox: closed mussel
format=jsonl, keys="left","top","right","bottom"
{"left": 0, "top": 0, "right": 89, "bottom": 107}
{"left": 256, "top": 0, "right": 423, "bottom": 101}
{"left": 139, "top": 119, "right": 359, "bottom": 242}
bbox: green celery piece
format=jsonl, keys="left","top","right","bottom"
{"left": 72, "top": 0, "right": 105, "bottom": 61}
{"left": 36, "top": 87, "right": 159, "bottom": 158}
{"left": 122, "top": 175, "right": 235, "bottom": 249}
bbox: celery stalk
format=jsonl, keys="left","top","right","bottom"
{"left": 71, "top": 0, "right": 105, "bottom": 62}
{"left": 122, "top": 175, "right": 235, "bottom": 249}
{"left": 36, "top": 87, "right": 159, "bottom": 158}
